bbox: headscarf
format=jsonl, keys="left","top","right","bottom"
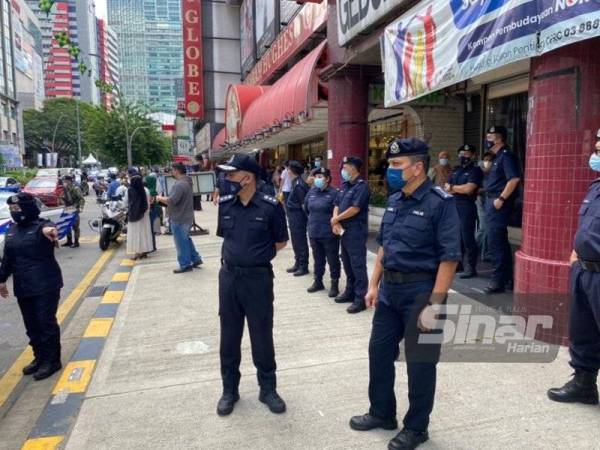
{"left": 144, "top": 174, "right": 158, "bottom": 197}
{"left": 7, "top": 193, "right": 40, "bottom": 224}
{"left": 127, "top": 175, "right": 148, "bottom": 222}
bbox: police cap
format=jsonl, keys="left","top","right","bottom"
{"left": 311, "top": 167, "right": 331, "bottom": 178}
{"left": 7, "top": 192, "right": 37, "bottom": 206}
{"left": 288, "top": 160, "right": 304, "bottom": 176}
{"left": 386, "top": 137, "right": 429, "bottom": 159}
{"left": 487, "top": 125, "right": 508, "bottom": 140}
{"left": 458, "top": 144, "right": 476, "bottom": 154}
{"left": 342, "top": 156, "right": 363, "bottom": 170}
{"left": 217, "top": 153, "right": 261, "bottom": 176}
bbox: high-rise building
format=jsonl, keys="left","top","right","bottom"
{"left": 97, "top": 18, "right": 120, "bottom": 110}
{"left": 108, "top": 0, "right": 183, "bottom": 114}
{"left": 25, "top": 0, "right": 100, "bottom": 105}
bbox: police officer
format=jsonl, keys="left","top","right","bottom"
{"left": 304, "top": 167, "right": 341, "bottom": 297}
{"left": 215, "top": 154, "right": 289, "bottom": 416}
{"left": 285, "top": 160, "right": 310, "bottom": 277}
{"left": 548, "top": 128, "right": 600, "bottom": 405}
{"left": 63, "top": 175, "right": 85, "bottom": 248}
{"left": 349, "top": 138, "right": 461, "bottom": 450}
{"left": 483, "top": 125, "right": 520, "bottom": 293}
{"left": 0, "top": 193, "right": 63, "bottom": 381}
{"left": 445, "top": 144, "right": 483, "bottom": 279}
{"left": 332, "top": 156, "right": 370, "bottom": 314}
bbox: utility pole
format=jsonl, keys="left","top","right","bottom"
{"left": 124, "top": 103, "right": 131, "bottom": 167}
{"left": 76, "top": 100, "right": 82, "bottom": 167}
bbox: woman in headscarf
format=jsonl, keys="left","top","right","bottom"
{"left": 124, "top": 175, "right": 153, "bottom": 260}
{"left": 427, "top": 150, "right": 452, "bottom": 187}
{"left": 144, "top": 173, "right": 160, "bottom": 249}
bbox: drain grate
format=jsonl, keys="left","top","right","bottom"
{"left": 87, "top": 285, "right": 107, "bottom": 298}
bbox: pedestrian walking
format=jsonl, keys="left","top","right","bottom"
{"left": 445, "top": 144, "right": 483, "bottom": 279}
{"left": 350, "top": 138, "right": 461, "bottom": 450}
{"left": 215, "top": 154, "right": 288, "bottom": 416}
{"left": 144, "top": 173, "right": 160, "bottom": 247}
{"left": 482, "top": 125, "right": 521, "bottom": 293}
{"left": 304, "top": 167, "right": 340, "bottom": 297}
{"left": 62, "top": 175, "right": 84, "bottom": 248}
{"left": 285, "top": 160, "right": 310, "bottom": 277}
{"left": 124, "top": 175, "right": 153, "bottom": 260}
{"left": 157, "top": 163, "right": 202, "bottom": 273}
{"left": 331, "top": 156, "right": 370, "bottom": 314}
{"left": 0, "top": 193, "right": 64, "bottom": 380}
{"left": 427, "top": 151, "right": 451, "bottom": 187}
{"left": 548, "top": 128, "right": 600, "bottom": 406}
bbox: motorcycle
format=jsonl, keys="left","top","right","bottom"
{"left": 90, "top": 196, "right": 127, "bottom": 251}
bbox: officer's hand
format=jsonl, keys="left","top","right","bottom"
{"left": 418, "top": 305, "right": 438, "bottom": 332}
{"left": 332, "top": 223, "right": 343, "bottom": 236}
{"left": 330, "top": 216, "right": 338, "bottom": 227}
{"left": 444, "top": 183, "right": 451, "bottom": 192}
{"left": 365, "top": 287, "right": 378, "bottom": 309}
{"left": 42, "top": 227, "right": 59, "bottom": 242}
{"left": 493, "top": 198, "right": 504, "bottom": 210}
{"left": 0, "top": 283, "right": 9, "bottom": 299}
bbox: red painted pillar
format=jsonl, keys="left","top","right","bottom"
{"left": 514, "top": 38, "right": 600, "bottom": 345}
{"left": 327, "top": 67, "right": 369, "bottom": 188}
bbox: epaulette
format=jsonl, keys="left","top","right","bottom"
{"left": 432, "top": 185, "right": 453, "bottom": 199}
{"left": 261, "top": 194, "right": 278, "bottom": 205}
{"left": 590, "top": 177, "right": 600, "bottom": 186}
{"left": 219, "top": 195, "right": 235, "bottom": 203}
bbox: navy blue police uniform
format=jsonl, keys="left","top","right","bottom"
{"left": 0, "top": 193, "right": 63, "bottom": 380}
{"left": 337, "top": 157, "right": 370, "bottom": 310}
{"left": 286, "top": 161, "right": 310, "bottom": 274}
{"left": 217, "top": 191, "right": 288, "bottom": 397}
{"left": 484, "top": 126, "right": 520, "bottom": 290}
{"left": 449, "top": 145, "right": 483, "bottom": 276}
{"left": 367, "top": 139, "right": 461, "bottom": 437}
{"left": 304, "top": 175, "right": 341, "bottom": 290}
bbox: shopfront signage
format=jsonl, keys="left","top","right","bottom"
{"left": 383, "top": 0, "right": 600, "bottom": 107}
{"left": 244, "top": 1, "right": 327, "bottom": 85}
{"left": 240, "top": 0, "right": 256, "bottom": 75}
{"left": 182, "top": 0, "right": 204, "bottom": 119}
{"left": 337, "top": 0, "right": 408, "bottom": 46}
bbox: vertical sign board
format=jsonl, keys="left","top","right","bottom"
{"left": 255, "top": 0, "right": 278, "bottom": 58}
{"left": 182, "top": 0, "right": 204, "bottom": 119}
{"left": 240, "top": 0, "right": 256, "bottom": 76}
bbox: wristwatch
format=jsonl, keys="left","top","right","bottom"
{"left": 498, "top": 195, "right": 507, "bottom": 202}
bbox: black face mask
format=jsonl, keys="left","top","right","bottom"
{"left": 10, "top": 202, "right": 40, "bottom": 224}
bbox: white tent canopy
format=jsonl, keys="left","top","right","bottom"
{"left": 82, "top": 154, "right": 98, "bottom": 165}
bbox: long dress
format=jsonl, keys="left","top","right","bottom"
{"left": 124, "top": 187, "right": 154, "bottom": 255}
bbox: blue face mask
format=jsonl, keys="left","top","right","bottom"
{"left": 223, "top": 179, "right": 242, "bottom": 196}
{"left": 459, "top": 156, "right": 471, "bottom": 166}
{"left": 314, "top": 178, "right": 325, "bottom": 190}
{"left": 485, "top": 140, "right": 495, "bottom": 150}
{"left": 341, "top": 169, "right": 351, "bottom": 182}
{"left": 386, "top": 167, "right": 406, "bottom": 191}
{"left": 314, "top": 160, "right": 322, "bottom": 168}
{"left": 589, "top": 153, "right": 600, "bottom": 172}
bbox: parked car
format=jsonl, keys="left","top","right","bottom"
{"left": 23, "top": 177, "right": 64, "bottom": 207}
{"left": 0, "top": 177, "right": 21, "bottom": 193}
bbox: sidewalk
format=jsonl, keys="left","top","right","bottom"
{"left": 62, "top": 202, "right": 598, "bottom": 450}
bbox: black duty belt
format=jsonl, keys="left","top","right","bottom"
{"left": 221, "top": 260, "right": 272, "bottom": 275}
{"left": 579, "top": 259, "right": 600, "bottom": 272}
{"left": 383, "top": 270, "right": 435, "bottom": 284}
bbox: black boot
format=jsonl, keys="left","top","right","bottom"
{"left": 293, "top": 265, "right": 309, "bottom": 277}
{"left": 65, "top": 238, "right": 73, "bottom": 248}
{"left": 459, "top": 266, "right": 477, "bottom": 279}
{"left": 547, "top": 370, "right": 599, "bottom": 404}
{"left": 70, "top": 240, "right": 80, "bottom": 248}
{"left": 259, "top": 389, "right": 286, "bottom": 414}
{"left": 22, "top": 359, "right": 41, "bottom": 376}
{"left": 307, "top": 278, "right": 325, "bottom": 293}
{"left": 388, "top": 428, "right": 429, "bottom": 450}
{"left": 335, "top": 289, "right": 354, "bottom": 303}
{"left": 33, "top": 360, "right": 62, "bottom": 381}
{"left": 216, "top": 392, "right": 240, "bottom": 416}
{"left": 328, "top": 279, "right": 339, "bottom": 298}
{"left": 286, "top": 262, "right": 299, "bottom": 273}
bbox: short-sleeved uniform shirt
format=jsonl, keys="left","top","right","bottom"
{"left": 449, "top": 161, "right": 483, "bottom": 203}
{"left": 486, "top": 147, "right": 520, "bottom": 196}
{"left": 217, "top": 191, "right": 288, "bottom": 267}
{"left": 574, "top": 179, "right": 600, "bottom": 262}
{"left": 377, "top": 179, "right": 462, "bottom": 274}
{"left": 304, "top": 185, "right": 339, "bottom": 239}
{"left": 337, "top": 177, "right": 370, "bottom": 228}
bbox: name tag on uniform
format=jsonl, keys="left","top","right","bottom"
{"left": 387, "top": 207, "right": 395, "bottom": 212}
{"left": 254, "top": 216, "right": 266, "bottom": 222}
{"left": 411, "top": 210, "right": 425, "bottom": 216}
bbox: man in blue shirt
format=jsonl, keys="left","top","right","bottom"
{"left": 331, "top": 156, "right": 370, "bottom": 314}
{"left": 106, "top": 173, "right": 121, "bottom": 199}
{"left": 483, "top": 126, "right": 520, "bottom": 294}
{"left": 350, "top": 138, "right": 460, "bottom": 450}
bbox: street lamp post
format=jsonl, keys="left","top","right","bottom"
{"left": 51, "top": 113, "right": 68, "bottom": 158}
{"left": 127, "top": 125, "right": 151, "bottom": 167}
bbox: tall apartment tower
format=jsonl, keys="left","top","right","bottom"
{"left": 97, "top": 18, "right": 120, "bottom": 109}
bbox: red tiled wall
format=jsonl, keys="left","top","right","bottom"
{"left": 515, "top": 37, "right": 600, "bottom": 345}
{"left": 327, "top": 67, "right": 369, "bottom": 188}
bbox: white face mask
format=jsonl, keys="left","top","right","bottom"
{"left": 483, "top": 161, "right": 492, "bottom": 170}
{"left": 439, "top": 158, "right": 449, "bottom": 166}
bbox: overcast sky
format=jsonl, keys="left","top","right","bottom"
{"left": 96, "top": 0, "right": 107, "bottom": 19}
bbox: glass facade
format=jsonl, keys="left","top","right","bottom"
{"left": 108, "top": 0, "right": 182, "bottom": 114}
{"left": 0, "top": 0, "right": 15, "bottom": 99}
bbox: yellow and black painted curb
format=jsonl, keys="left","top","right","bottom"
{"left": 20, "top": 258, "right": 136, "bottom": 450}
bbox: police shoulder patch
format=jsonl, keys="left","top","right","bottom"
{"left": 432, "top": 185, "right": 453, "bottom": 199}
{"left": 219, "top": 195, "right": 235, "bottom": 204}
{"left": 261, "top": 194, "right": 278, "bottom": 205}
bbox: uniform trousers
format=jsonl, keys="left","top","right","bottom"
{"left": 340, "top": 226, "right": 368, "bottom": 303}
{"left": 17, "top": 289, "right": 61, "bottom": 364}
{"left": 288, "top": 209, "right": 309, "bottom": 266}
{"left": 485, "top": 198, "right": 513, "bottom": 285}
{"left": 310, "top": 237, "right": 340, "bottom": 280}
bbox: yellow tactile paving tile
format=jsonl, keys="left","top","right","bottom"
{"left": 52, "top": 360, "right": 96, "bottom": 395}
{"left": 111, "top": 272, "right": 130, "bottom": 282}
{"left": 101, "top": 290, "right": 124, "bottom": 304}
{"left": 120, "top": 259, "right": 136, "bottom": 267}
{"left": 83, "top": 318, "right": 114, "bottom": 338}
{"left": 21, "top": 436, "right": 64, "bottom": 450}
